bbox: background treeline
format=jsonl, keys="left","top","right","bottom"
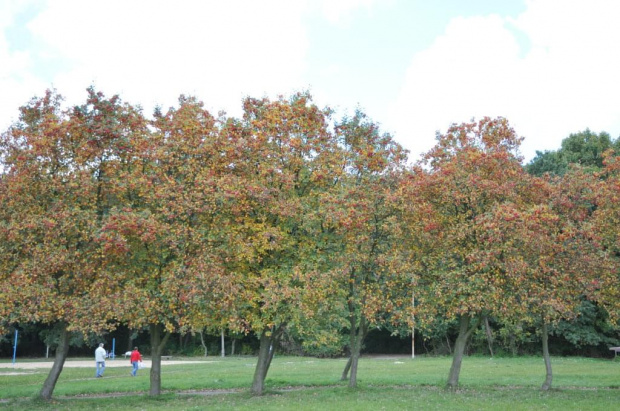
{"left": 1, "top": 89, "right": 619, "bottom": 397}
{"left": 3, "top": 311, "right": 616, "bottom": 359}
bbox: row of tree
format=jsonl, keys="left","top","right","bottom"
{"left": 0, "top": 88, "right": 619, "bottom": 398}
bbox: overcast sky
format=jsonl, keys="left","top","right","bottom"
{"left": 2, "top": 0, "right": 619, "bottom": 163}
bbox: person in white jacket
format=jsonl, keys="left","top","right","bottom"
{"left": 95, "top": 343, "right": 106, "bottom": 378}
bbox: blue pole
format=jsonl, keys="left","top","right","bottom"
{"left": 12, "top": 329, "right": 18, "bottom": 367}
{"left": 112, "top": 338, "right": 115, "bottom": 360}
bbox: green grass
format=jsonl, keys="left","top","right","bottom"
{"left": 1, "top": 355, "right": 619, "bottom": 410}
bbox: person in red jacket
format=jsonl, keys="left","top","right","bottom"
{"left": 130, "top": 347, "right": 143, "bottom": 376}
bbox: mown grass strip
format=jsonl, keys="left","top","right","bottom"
{"left": 1, "top": 356, "right": 619, "bottom": 410}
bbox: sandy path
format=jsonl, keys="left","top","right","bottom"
{"left": 0, "top": 359, "right": 217, "bottom": 370}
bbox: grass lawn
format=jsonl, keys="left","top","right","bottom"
{"left": 1, "top": 355, "right": 619, "bottom": 410}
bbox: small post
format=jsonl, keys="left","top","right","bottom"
{"left": 111, "top": 338, "right": 116, "bottom": 359}
{"left": 411, "top": 290, "right": 415, "bottom": 359}
{"left": 221, "top": 329, "right": 225, "bottom": 358}
{"left": 12, "top": 329, "right": 18, "bottom": 367}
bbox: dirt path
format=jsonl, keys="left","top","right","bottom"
{"left": 0, "top": 358, "right": 217, "bottom": 371}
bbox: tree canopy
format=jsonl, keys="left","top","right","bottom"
{"left": 1, "top": 88, "right": 619, "bottom": 398}
{"left": 526, "top": 129, "right": 620, "bottom": 176}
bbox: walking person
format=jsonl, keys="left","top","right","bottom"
{"left": 95, "top": 343, "right": 106, "bottom": 378}
{"left": 130, "top": 346, "right": 143, "bottom": 376}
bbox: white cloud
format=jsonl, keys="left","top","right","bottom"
{"left": 390, "top": 15, "right": 522, "bottom": 158}
{"left": 320, "top": 0, "right": 378, "bottom": 26}
{"left": 4, "top": 0, "right": 619, "bottom": 166}
{"left": 0, "top": 0, "right": 48, "bottom": 127}
{"left": 1, "top": 0, "right": 385, "bottom": 131}
{"left": 391, "top": 0, "right": 620, "bottom": 162}
{"left": 10, "top": 0, "right": 309, "bottom": 119}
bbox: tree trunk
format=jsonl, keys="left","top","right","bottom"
{"left": 221, "top": 329, "right": 225, "bottom": 357}
{"left": 348, "top": 317, "right": 367, "bottom": 388}
{"left": 411, "top": 290, "right": 415, "bottom": 359}
{"left": 541, "top": 321, "right": 553, "bottom": 391}
{"left": 149, "top": 323, "right": 171, "bottom": 396}
{"left": 348, "top": 341, "right": 361, "bottom": 389}
{"left": 251, "top": 326, "right": 282, "bottom": 395}
{"left": 127, "top": 328, "right": 137, "bottom": 352}
{"left": 39, "top": 323, "right": 70, "bottom": 400}
{"left": 231, "top": 338, "right": 236, "bottom": 356}
{"left": 342, "top": 270, "right": 369, "bottom": 386}
{"left": 446, "top": 315, "right": 479, "bottom": 390}
{"left": 340, "top": 309, "right": 368, "bottom": 386}
{"left": 199, "top": 330, "right": 208, "bottom": 357}
{"left": 484, "top": 316, "right": 494, "bottom": 357}
{"left": 509, "top": 333, "right": 517, "bottom": 356}
{"left": 340, "top": 356, "right": 352, "bottom": 381}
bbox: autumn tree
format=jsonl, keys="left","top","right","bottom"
{"left": 324, "top": 110, "right": 411, "bottom": 387}
{"left": 0, "top": 88, "right": 147, "bottom": 399}
{"left": 221, "top": 93, "right": 346, "bottom": 395}
{"left": 98, "top": 95, "right": 235, "bottom": 395}
{"left": 526, "top": 130, "right": 620, "bottom": 353}
{"left": 476, "top": 167, "right": 610, "bottom": 390}
{"left": 402, "top": 117, "right": 532, "bottom": 389}
{"left": 590, "top": 152, "right": 620, "bottom": 325}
